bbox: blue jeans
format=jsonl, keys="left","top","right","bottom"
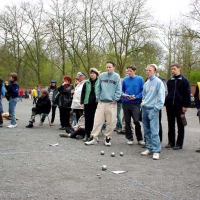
{"left": 115, "top": 102, "right": 122, "bottom": 130}
{"left": 9, "top": 97, "right": 18, "bottom": 125}
{"left": 142, "top": 107, "right": 161, "bottom": 153}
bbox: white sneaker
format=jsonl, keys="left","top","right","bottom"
{"left": 104, "top": 137, "right": 111, "bottom": 146}
{"left": 141, "top": 149, "right": 151, "bottom": 156}
{"left": 127, "top": 140, "right": 134, "bottom": 145}
{"left": 85, "top": 137, "right": 97, "bottom": 145}
{"left": 138, "top": 141, "right": 146, "bottom": 145}
{"left": 7, "top": 124, "right": 17, "bottom": 128}
{"left": 153, "top": 153, "right": 160, "bottom": 160}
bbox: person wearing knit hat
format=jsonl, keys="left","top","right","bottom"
{"left": 80, "top": 68, "right": 100, "bottom": 142}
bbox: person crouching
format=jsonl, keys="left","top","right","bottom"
{"left": 26, "top": 90, "right": 51, "bottom": 128}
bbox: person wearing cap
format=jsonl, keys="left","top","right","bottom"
{"left": 57, "top": 75, "right": 74, "bottom": 130}
{"left": 85, "top": 61, "right": 121, "bottom": 146}
{"left": 194, "top": 82, "right": 200, "bottom": 153}
{"left": 165, "top": 64, "right": 190, "bottom": 150}
{"left": 47, "top": 80, "right": 58, "bottom": 125}
{"left": 71, "top": 72, "right": 87, "bottom": 122}
{"left": 121, "top": 65, "right": 145, "bottom": 146}
{"left": 80, "top": 68, "right": 100, "bottom": 142}
{"left": 141, "top": 64, "right": 165, "bottom": 160}
{"left": 26, "top": 90, "right": 51, "bottom": 128}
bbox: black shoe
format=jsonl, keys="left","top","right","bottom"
{"left": 26, "top": 124, "right": 33, "bottom": 128}
{"left": 196, "top": 149, "right": 200, "bottom": 153}
{"left": 165, "top": 143, "right": 174, "bottom": 148}
{"left": 173, "top": 145, "right": 182, "bottom": 150}
{"left": 0, "top": 123, "right": 3, "bottom": 127}
{"left": 59, "top": 127, "right": 65, "bottom": 130}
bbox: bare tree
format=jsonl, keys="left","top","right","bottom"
{"left": 99, "top": 0, "right": 152, "bottom": 76}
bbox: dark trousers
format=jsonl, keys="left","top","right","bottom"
{"left": 73, "top": 109, "right": 83, "bottom": 122}
{"left": 122, "top": 103, "right": 143, "bottom": 141}
{"left": 51, "top": 106, "right": 57, "bottom": 123}
{"left": 166, "top": 105, "right": 184, "bottom": 147}
{"left": 0, "top": 112, "right": 3, "bottom": 124}
{"left": 70, "top": 128, "right": 85, "bottom": 138}
{"left": 30, "top": 107, "right": 46, "bottom": 122}
{"left": 84, "top": 103, "right": 97, "bottom": 137}
{"left": 33, "top": 97, "right": 37, "bottom": 105}
{"left": 59, "top": 107, "right": 71, "bottom": 127}
{"left": 159, "top": 110, "right": 163, "bottom": 142}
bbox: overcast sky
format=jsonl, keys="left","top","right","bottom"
{"left": 0, "top": 0, "right": 191, "bottom": 23}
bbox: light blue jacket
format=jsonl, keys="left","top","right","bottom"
{"left": 96, "top": 72, "right": 121, "bottom": 103}
{"left": 141, "top": 75, "right": 165, "bottom": 111}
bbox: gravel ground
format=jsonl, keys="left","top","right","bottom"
{"left": 0, "top": 98, "right": 200, "bottom": 200}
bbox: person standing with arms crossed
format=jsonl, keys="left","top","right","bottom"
{"left": 85, "top": 61, "right": 121, "bottom": 146}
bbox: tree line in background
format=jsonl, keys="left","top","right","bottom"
{"left": 0, "top": 0, "right": 200, "bottom": 86}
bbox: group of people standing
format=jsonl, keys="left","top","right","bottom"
{"left": 2, "top": 61, "right": 200, "bottom": 159}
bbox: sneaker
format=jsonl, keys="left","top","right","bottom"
{"left": 26, "top": 124, "right": 33, "bottom": 128}
{"left": 7, "top": 124, "right": 17, "bottom": 128}
{"left": 138, "top": 141, "right": 146, "bottom": 146}
{"left": 127, "top": 140, "right": 134, "bottom": 145}
{"left": 141, "top": 149, "right": 151, "bottom": 156}
{"left": 153, "top": 153, "right": 160, "bottom": 160}
{"left": 104, "top": 137, "right": 111, "bottom": 146}
{"left": 50, "top": 122, "right": 54, "bottom": 126}
{"left": 85, "top": 137, "right": 97, "bottom": 145}
{"left": 59, "top": 132, "right": 70, "bottom": 137}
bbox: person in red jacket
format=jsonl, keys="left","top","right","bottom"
{"left": 18, "top": 89, "right": 23, "bottom": 102}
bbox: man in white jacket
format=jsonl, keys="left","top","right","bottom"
{"left": 71, "top": 72, "right": 86, "bottom": 122}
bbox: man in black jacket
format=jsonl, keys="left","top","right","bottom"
{"left": 165, "top": 64, "right": 191, "bottom": 150}
{"left": 26, "top": 90, "right": 51, "bottom": 128}
{"left": 194, "top": 82, "right": 200, "bottom": 153}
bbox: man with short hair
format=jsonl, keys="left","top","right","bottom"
{"left": 121, "top": 65, "right": 145, "bottom": 145}
{"left": 6, "top": 73, "right": 19, "bottom": 128}
{"left": 85, "top": 61, "right": 121, "bottom": 146}
{"left": 165, "top": 63, "right": 191, "bottom": 150}
{"left": 141, "top": 64, "right": 165, "bottom": 160}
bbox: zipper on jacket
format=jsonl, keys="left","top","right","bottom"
{"left": 172, "top": 80, "right": 177, "bottom": 106}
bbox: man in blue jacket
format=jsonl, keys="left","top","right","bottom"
{"left": 141, "top": 64, "right": 165, "bottom": 160}
{"left": 85, "top": 61, "right": 121, "bottom": 146}
{"left": 165, "top": 63, "right": 190, "bottom": 150}
{"left": 121, "top": 65, "right": 145, "bottom": 145}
